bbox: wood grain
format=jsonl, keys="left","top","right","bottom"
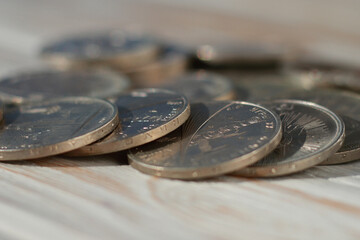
{"left": 0, "top": 1, "right": 359, "bottom": 239}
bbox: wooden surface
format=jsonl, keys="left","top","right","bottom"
{"left": 0, "top": 1, "right": 360, "bottom": 239}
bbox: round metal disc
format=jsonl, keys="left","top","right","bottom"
{"left": 161, "top": 71, "right": 235, "bottom": 102}
{"left": 0, "top": 68, "right": 130, "bottom": 104}
{"left": 227, "top": 70, "right": 302, "bottom": 101}
{"left": 195, "top": 42, "right": 286, "bottom": 67}
{"left": 68, "top": 89, "right": 190, "bottom": 156}
{"left": 0, "top": 97, "right": 119, "bottom": 161}
{"left": 128, "top": 101, "right": 282, "bottom": 179}
{"left": 235, "top": 100, "right": 345, "bottom": 177}
{"left": 283, "top": 89, "right": 360, "bottom": 164}
{"left": 286, "top": 67, "right": 360, "bottom": 92}
{"left": 126, "top": 45, "right": 188, "bottom": 87}
{"left": 41, "top": 30, "right": 159, "bottom": 70}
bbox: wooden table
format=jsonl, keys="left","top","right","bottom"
{"left": 0, "top": 1, "right": 360, "bottom": 239}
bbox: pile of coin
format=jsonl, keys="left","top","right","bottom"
{"left": 0, "top": 29, "right": 359, "bottom": 180}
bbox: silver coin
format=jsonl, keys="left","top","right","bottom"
{"left": 196, "top": 43, "right": 286, "bottom": 67}
{"left": 0, "top": 68, "right": 130, "bottom": 104}
{"left": 161, "top": 71, "right": 235, "bottom": 102}
{"left": 128, "top": 101, "right": 282, "bottom": 179}
{"left": 68, "top": 88, "right": 190, "bottom": 156}
{"left": 235, "top": 100, "right": 345, "bottom": 177}
{"left": 125, "top": 45, "right": 188, "bottom": 87}
{"left": 0, "top": 97, "right": 119, "bottom": 161}
{"left": 41, "top": 30, "right": 159, "bottom": 70}
{"left": 286, "top": 67, "right": 360, "bottom": 91}
{"left": 225, "top": 70, "right": 301, "bottom": 101}
{"left": 284, "top": 89, "right": 360, "bottom": 164}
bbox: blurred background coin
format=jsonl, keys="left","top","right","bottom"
{"left": 0, "top": 97, "right": 118, "bottom": 161}
{"left": 125, "top": 45, "right": 189, "bottom": 87}
{"left": 193, "top": 42, "right": 287, "bottom": 69}
{"left": 128, "top": 101, "right": 282, "bottom": 179}
{"left": 68, "top": 89, "right": 190, "bottom": 156}
{"left": 224, "top": 70, "right": 302, "bottom": 101}
{"left": 284, "top": 63, "right": 360, "bottom": 92}
{"left": 0, "top": 68, "right": 130, "bottom": 104}
{"left": 160, "top": 71, "right": 235, "bottom": 102}
{"left": 283, "top": 89, "right": 360, "bottom": 165}
{"left": 235, "top": 100, "right": 345, "bottom": 177}
{"left": 40, "top": 30, "right": 159, "bottom": 70}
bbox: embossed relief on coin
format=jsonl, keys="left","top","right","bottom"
{"left": 129, "top": 101, "right": 281, "bottom": 176}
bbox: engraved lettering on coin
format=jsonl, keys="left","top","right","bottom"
{"left": 68, "top": 89, "right": 190, "bottom": 156}
{"left": 0, "top": 97, "right": 118, "bottom": 161}
{"left": 0, "top": 69, "right": 129, "bottom": 104}
{"left": 161, "top": 71, "right": 235, "bottom": 102}
{"left": 128, "top": 101, "right": 282, "bottom": 179}
{"left": 235, "top": 100, "right": 345, "bottom": 177}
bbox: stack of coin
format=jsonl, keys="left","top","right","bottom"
{"left": 0, "top": 29, "right": 357, "bottom": 181}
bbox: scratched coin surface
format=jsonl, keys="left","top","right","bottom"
{"left": 161, "top": 71, "right": 235, "bottom": 102}
{"left": 41, "top": 30, "right": 159, "bottom": 70}
{"left": 126, "top": 45, "right": 188, "bottom": 87}
{"left": 128, "top": 101, "right": 282, "bottom": 179}
{"left": 0, "top": 68, "right": 130, "bottom": 104}
{"left": 68, "top": 89, "right": 190, "bottom": 156}
{"left": 235, "top": 100, "right": 345, "bottom": 177}
{"left": 0, "top": 97, "right": 118, "bottom": 161}
{"left": 284, "top": 89, "right": 360, "bottom": 164}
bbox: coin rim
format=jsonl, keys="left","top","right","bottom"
{"left": 0, "top": 97, "right": 119, "bottom": 161}
{"left": 68, "top": 89, "right": 191, "bottom": 156}
{"left": 128, "top": 101, "right": 283, "bottom": 179}
{"left": 234, "top": 99, "right": 345, "bottom": 177}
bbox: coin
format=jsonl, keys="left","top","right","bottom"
{"left": 286, "top": 67, "right": 360, "bottom": 91}
{"left": 234, "top": 100, "right": 345, "bottom": 177}
{"left": 41, "top": 30, "right": 159, "bottom": 70}
{"left": 128, "top": 101, "right": 282, "bottom": 179}
{"left": 161, "top": 71, "right": 235, "bottom": 102}
{"left": 195, "top": 42, "right": 286, "bottom": 68}
{"left": 226, "top": 70, "right": 301, "bottom": 101}
{"left": 68, "top": 89, "right": 190, "bottom": 156}
{"left": 283, "top": 89, "right": 360, "bottom": 164}
{"left": 125, "top": 45, "right": 188, "bottom": 87}
{"left": 0, "top": 97, "right": 118, "bottom": 161}
{"left": 0, "top": 68, "right": 130, "bottom": 104}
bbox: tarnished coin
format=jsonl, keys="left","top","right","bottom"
{"left": 195, "top": 42, "right": 286, "bottom": 68}
{"left": 0, "top": 97, "right": 118, "bottom": 161}
{"left": 161, "top": 71, "right": 235, "bottom": 102}
{"left": 126, "top": 45, "right": 188, "bottom": 87}
{"left": 68, "top": 89, "right": 190, "bottom": 156}
{"left": 235, "top": 100, "right": 345, "bottom": 177}
{"left": 284, "top": 89, "right": 360, "bottom": 164}
{"left": 41, "top": 30, "right": 159, "bottom": 70}
{"left": 128, "top": 101, "right": 282, "bottom": 179}
{"left": 0, "top": 68, "right": 129, "bottom": 104}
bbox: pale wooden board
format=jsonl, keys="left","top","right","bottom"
{"left": 0, "top": 1, "right": 360, "bottom": 239}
